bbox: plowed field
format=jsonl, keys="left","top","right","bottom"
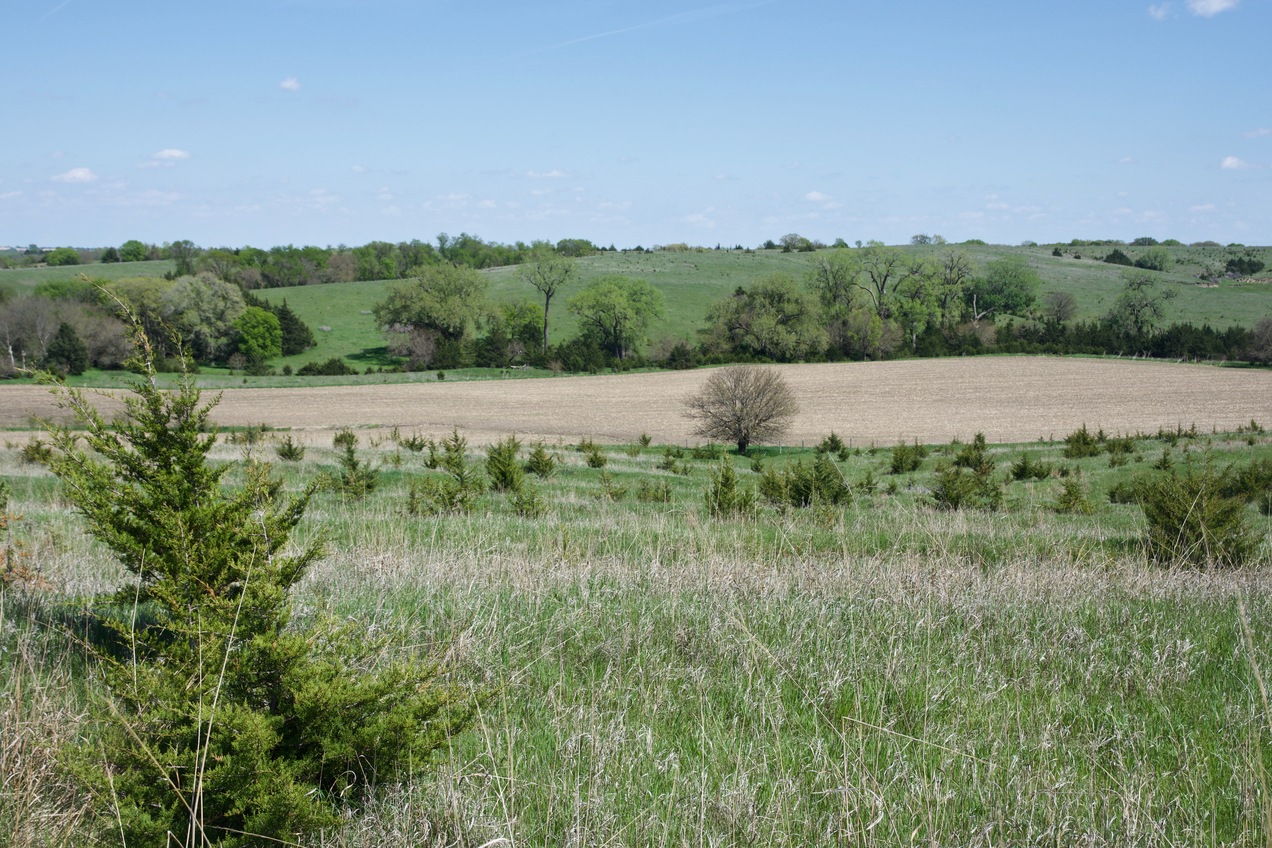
{"left": 5, "top": 357, "right": 1272, "bottom": 446}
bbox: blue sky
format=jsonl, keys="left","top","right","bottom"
{"left": 1, "top": 0, "right": 1268, "bottom": 249}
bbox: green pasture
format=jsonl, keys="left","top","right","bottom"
{"left": 0, "top": 259, "right": 175, "bottom": 292}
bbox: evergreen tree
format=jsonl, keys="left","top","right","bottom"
{"left": 44, "top": 321, "right": 88, "bottom": 375}
{"left": 40, "top": 331, "right": 471, "bottom": 846}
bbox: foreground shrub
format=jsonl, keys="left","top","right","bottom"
{"left": 1139, "top": 465, "right": 1256, "bottom": 568}
{"left": 40, "top": 338, "right": 471, "bottom": 847}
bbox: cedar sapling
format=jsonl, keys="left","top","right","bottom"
{"left": 39, "top": 323, "right": 472, "bottom": 847}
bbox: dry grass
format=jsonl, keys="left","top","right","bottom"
{"left": 4, "top": 357, "right": 1272, "bottom": 447}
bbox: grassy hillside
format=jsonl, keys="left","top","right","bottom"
{"left": 0, "top": 259, "right": 175, "bottom": 292}
{"left": 259, "top": 244, "right": 1272, "bottom": 370}
{"left": 6, "top": 244, "right": 1271, "bottom": 372}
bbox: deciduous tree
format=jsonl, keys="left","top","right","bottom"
{"left": 1106, "top": 270, "right": 1177, "bottom": 341}
{"left": 702, "top": 274, "right": 826, "bottom": 361}
{"left": 519, "top": 245, "right": 576, "bottom": 352}
{"left": 683, "top": 365, "right": 799, "bottom": 454}
{"left": 965, "top": 256, "right": 1040, "bottom": 323}
{"left": 567, "top": 275, "right": 664, "bottom": 359}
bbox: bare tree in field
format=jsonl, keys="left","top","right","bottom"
{"left": 682, "top": 365, "right": 799, "bottom": 454}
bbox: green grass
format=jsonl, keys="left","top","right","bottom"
{"left": 0, "top": 259, "right": 175, "bottom": 292}
{"left": 4, "top": 424, "right": 1272, "bottom": 844}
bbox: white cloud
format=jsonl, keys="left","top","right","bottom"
{"left": 352, "top": 164, "right": 366, "bottom": 173}
{"left": 138, "top": 148, "right": 191, "bottom": 168}
{"left": 682, "top": 210, "right": 717, "bottom": 229}
{"left": 1148, "top": 4, "right": 1170, "bottom": 20}
{"left": 805, "top": 191, "right": 832, "bottom": 202}
{"left": 1190, "top": 203, "right": 1216, "bottom": 211}
{"left": 52, "top": 167, "right": 97, "bottom": 183}
{"left": 1244, "top": 128, "right": 1271, "bottom": 138}
{"left": 1117, "top": 156, "right": 1137, "bottom": 164}
{"left": 527, "top": 169, "right": 568, "bottom": 179}
{"left": 1187, "top": 0, "right": 1238, "bottom": 15}
{"left": 0, "top": 190, "right": 22, "bottom": 201}
{"left": 1221, "top": 155, "right": 1251, "bottom": 169}
{"left": 280, "top": 76, "right": 302, "bottom": 91}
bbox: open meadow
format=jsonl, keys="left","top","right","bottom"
{"left": 3, "top": 358, "right": 1272, "bottom": 846}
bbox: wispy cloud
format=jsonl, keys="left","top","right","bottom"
{"left": 1244, "top": 127, "right": 1271, "bottom": 138}
{"left": 1187, "top": 0, "right": 1238, "bottom": 16}
{"left": 805, "top": 191, "right": 832, "bottom": 202}
{"left": 547, "top": 1, "right": 781, "bottom": 52}
{"left": 280, "top": 76, "right": 302, "bottom": 91}
{"left": 37, "top": 0, "right": 71, "bottom": 22}
{"left": 52, "top": 167, "right": 97, "bottom": 183}
{"left": 138, "top": 148, "right": 191, "bottom": 169}
{"left": 1148, "top": 4, "right": 1170, "bottom": 20}
{"left": 527, "top": 169, "right": 568, "bottom": 179}
{"left": 483, "top": 0, "right": 784, "bottom": 70}
{"left": 1221, "top": 155, "right": 1251, "bottom": 169}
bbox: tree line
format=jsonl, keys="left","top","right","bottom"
{"left": 4, "top": 240, "right": 1271, "bottom": 378}
{"left": 371, "top": 242, "right": 1272, "bottom": 374}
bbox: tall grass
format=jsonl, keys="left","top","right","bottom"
{"left": 3, "top": 429, "right": 1272, "bottom": 845}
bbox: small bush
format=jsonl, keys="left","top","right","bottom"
{"left": 889, "top": 440, "right": 928, "bottom": 475}
{"left": 636, "top": 478, "right": 673, "bottom": 503}
{"left": 584, "top": 444, "right": 608, "bottom": 468}
{"left": 511, "top": 483, "right": 546, "bottom": 518}
{"left": 525, "top": 441, "right": 558, "bottom": 478}
{"left": 954, "top": 432, "right": 994, "bottom": 474}
{"left": 275, "top": 434, "right": 305, "bottom": 462}
{"left": 19, "top": 439, "right": 52, "bottom": 465}
{"left": 930, "top": 465, "right": 1002, "bottom": 511}
{"left": 485, "top": 435, "right": 525, "bottom": 493}
{"left": 691, "top": 443, "right": 725, "bottom": 460}
{"left": 327, "top": 430, "right": 378, "bottom": 497}
{"left": 1052, "top": 476, "right": 1095, "bottom": 515}
{"left": 705, "top": 457, "right": 754, "bottom": 517}
{"left": 1063, "top": 424, "right": 1102, "bottom": 459}
{"left": 596, "top": 471, "right": 627, "bottom": 501}
{"left": 1010, "top": 453, "right": 1051, "bottom": 481}
{"left": 297, "top": 357, "right": 356, "bottom": 376}
{"left": 1139, "top": 465, "right": 1255, "bottom": 568}
{"left": 757, "top": 454, "right": 850, "bottom": 509}
{"left": 399, "top": 432, "right": 432, "bottom": 453}
{"left": 658, "top": 446, "right": 687, "bottom": 473}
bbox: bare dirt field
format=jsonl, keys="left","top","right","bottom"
{"left": 4, "top": 357, "right": 1272, "bottom": 447}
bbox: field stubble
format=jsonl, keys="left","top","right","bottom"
{"left": 4, "top": 357, "right": 1272, "bottom": 448}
